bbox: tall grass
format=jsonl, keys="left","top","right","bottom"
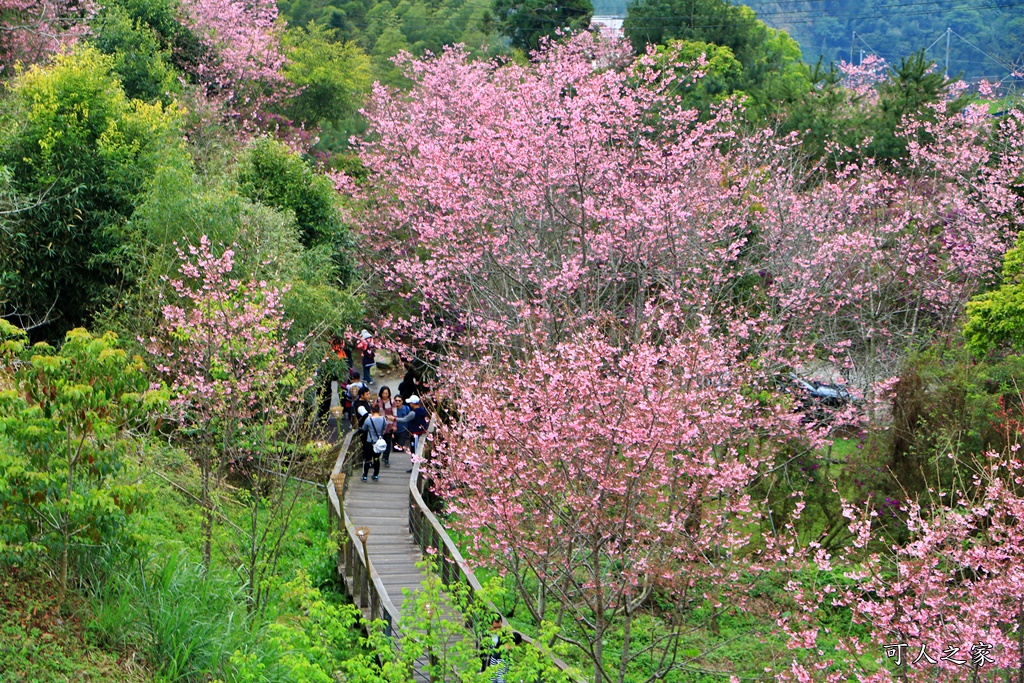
{"left": 90, "top": 550, "right": 250, "bottom": 681}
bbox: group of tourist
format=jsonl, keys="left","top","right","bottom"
{"left": 350, "top": 381, "right": 429, "bottom": 480}
{"left": 321, "top": 335, "right": 520, "bottom": 681}
{"left": 322, "top": 330, "right": 431, "bottom": 482}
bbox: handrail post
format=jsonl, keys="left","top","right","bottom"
{"left": 441, "top": 543, "right": 449, "bottom": 585}
{"left": 356, "top": 526, "right": 370, "bottom": 610}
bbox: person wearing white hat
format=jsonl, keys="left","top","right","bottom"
{"left": 356, "top": 330, "right": 376, "bottom": 385}
{"left": 394, "top": 395, "right": 429, "bottom": 471}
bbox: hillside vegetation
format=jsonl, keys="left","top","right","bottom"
{"left": 0, "top": 0, "right": 1023, "bottom": 681}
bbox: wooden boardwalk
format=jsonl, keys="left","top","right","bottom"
{"left": 341, "top": 378, "right": 427, "bottom": 616}
{"left": 326, "top": 377, "right": 577, "bottom": 682}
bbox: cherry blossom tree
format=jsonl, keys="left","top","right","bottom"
{"left": 356, "top": 34, "right": 814, "bottom": 682}
{"left": 0, "top": 0, "right": 90, "bottom": 73}
{"left": 177, "top": 0, "right": 287, "bottom": 126}
{"left": 352, "top": 32, "right": 1022, "bottom": 682}
{"left": 779, "top": 449, "right": 1024, "bottom": 683}
{"left": 146, "top": 236, "right": 309, "bottom": 576}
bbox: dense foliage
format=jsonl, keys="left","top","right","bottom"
{"left": 491, "top": 0, "right": 593, "bottom": 51}
{"left": 355, "top": 31, "right": 1024, "bottom": 682}
{"left": 0, "top": 48, "right": 184, "bottom": 339}
{"left": 2, "top": 0, "right": 1024, "bottom": 681}
{"left": 625, "top": 0, "right": 811, "bottom": 115}
{"left": 748, "top": 0, "right": 1024, "bottom": 81}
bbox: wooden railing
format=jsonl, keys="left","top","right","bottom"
{"left": 407, "top": 420, "right": 581, "bottom": 680}
{"left": 327, "top": 427, "right": 402, "bottom": 638}
{"left": 325, "top": 399, "right": 579, "bottom": 679}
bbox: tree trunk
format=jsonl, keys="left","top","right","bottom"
{"left": 59, "top": 422, "right": 74, "bottom": 602}
{"left": 247, "top": 483, "right": 260, "bottom": 613}
{"left": 201, "top": 449, "right": 212, "bottom": 569}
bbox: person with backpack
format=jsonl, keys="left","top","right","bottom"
{"left": 359, "top": 403, "right": 387, "bottom": 481}
{"left": 356, "top": 330, "right": 376, "bottom": 386}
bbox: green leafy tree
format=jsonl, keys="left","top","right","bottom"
{"left": 89, "top": 3, "right": 179, "bottom": 103}
{"left": 624, "top": 0, "right": 809, "bottom": 115}
{"left": 0, "top": 323, "right": 167, "bottom": 601}
{"left": 370, "top": 23, "right": 412, "bottom": 87}
{"left": 966, "top": 233, "right": 1024, "bottom": 357}
{"left": 0, "top": 47, "right": 186, "bottom": 341}
{"left": 228, "top": 570, "right": 362, "bottom": 681}
{"left": 625, "top": 0, "right": 761, "bottom": 57}
{"left": 866, "top": 51, "right": 971, "bottom": 163}
{"left": 237, "top": 138, "right": 357, "bottom": 289}
{"left": 341, "top": 564, "right": 574, "bottom": 682}
{"left": 643, "top": 39, "right": 744, "bottom": 117}
{"left": 783, "top": 51, "right": 973, "bottom": 168}
{"left": 491, "top": 0, "right": 593, "bottom": 52}
{"left": 98, "top": 0, "right": 211, "bottom": 85}
{"left": 281, "top": 23, "right": 372, "bottom": 130}
{"left": 780, "top": 60, "right": 861, "bottom": 163}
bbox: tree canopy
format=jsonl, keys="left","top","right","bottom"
{"left": 491, "top": 0, "right": 593, "bottom": 52}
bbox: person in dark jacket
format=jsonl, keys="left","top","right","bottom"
{"left": 353, "top": 386, "right": 373, "bottom": 430}
{"left": 394, "top": 395, "right": 429, "bottom": 471}
{"left": 480, "top": 615, "right": 522, "bottom": 683}
{"left": 398, "top": 368, "right": 419, "bottom": 401}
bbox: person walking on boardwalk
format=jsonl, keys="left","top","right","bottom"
{"left": 345, "top": 374, "right": 368, "bottom": 429}
{"left": 360, "top": 403, "right": 387, "bottom": 481}
{"left": 353, "top": 385, "right": 372, "bottom": 429}
{"left": 480, "top": 615, "right": 522, "bottom": 683}
{"left": 398, "top": 366, "right": 419, "bottom": 400}
{"left": 356, "top": 329, "right": 376, "bottom": 385}
{"left": 372, "top": 385, "right": 397, "bottom": 468}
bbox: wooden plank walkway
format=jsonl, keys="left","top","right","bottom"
{"left": 326, "top": 377, "right": 580, "bottom": 683}
{"left": 334, "top": 377, "right": 428, "bottom": 617}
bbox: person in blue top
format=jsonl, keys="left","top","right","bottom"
{"left": 394, "top": 395, "right": 429, "bottom": 471}
{"left": 392, "top": 395, "right": 411, "bottom": 453}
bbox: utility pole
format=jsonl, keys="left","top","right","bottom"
{"left": 945, "top": 27, "right": 951, "bottom": 78}
{"left": 850, "top": 31, "right": 855, "bottom": 65}
{"left": 860, "top": 49, "right": 864, "bottom": 65}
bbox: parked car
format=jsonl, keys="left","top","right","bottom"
{"left": 791, "top": 375, "right": 854, "bottom": 407}
{"left": 787, "top": 374, "right": 855, "bottom": 426}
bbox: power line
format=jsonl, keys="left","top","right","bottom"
{"left": 306, "top": 0, "right": 1024, "bottom": 76}
{"left": 949, "top": 27, "right": 1020, "bottom": 73}
{"left": 855, "top": 31, "right": 889, "bottom": 63}
{"left": 331, "top": 0, "right": 1024, "bottom": 30}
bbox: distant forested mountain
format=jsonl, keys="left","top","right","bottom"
{"left": 744, "top": 0, "right": 1023, "bottom": 80}
{"left": 592, "top": 0, "right": 627, "bottom": 14}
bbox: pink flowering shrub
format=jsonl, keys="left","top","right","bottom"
{"left": 146, "top": 236, "right": 309, "bottom": 566}
{"left": 351, "top": 32, "right": 1024, "bottom": 681}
